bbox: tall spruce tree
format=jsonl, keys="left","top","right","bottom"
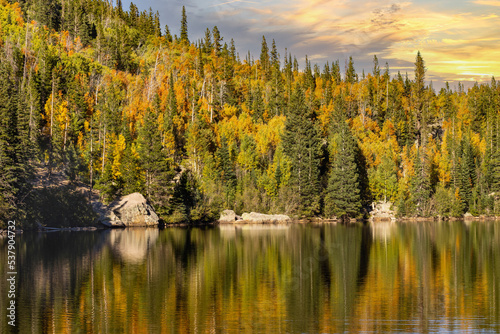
{"left": 180, "top": 6, "right": 188, "bottom": 44}
{"left": 413, "top": 51, "right": 427, "bottom": 146}
{"left": 217, "top": 136, "right": 237, "bottom": 207}
{"left": 324, "top": 119, "right": 361, "bottom": 221}
{"left": 0, "top": 61, "right": 20, "bottom": 225}
{"left": 408, "top": 147, "right": 431, "bottom": 216}
{"left": 282, "top": 86, "right": 322, "bottom": 216}
{"left": 459, "top": 137, "right": 476, "bottom": 213}
{"left": 138, "top": 107, "right": 174, "bottom": 217}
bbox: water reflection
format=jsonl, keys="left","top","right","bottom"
{"left": 108, "top": 228, "right": 159, "bottom": 264}
{"left": 1, "top": 222, "right": 500, "bottom": 333}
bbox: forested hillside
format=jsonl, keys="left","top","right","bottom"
{"left": 1, "top": 0, "right": 500, "bottom": 227}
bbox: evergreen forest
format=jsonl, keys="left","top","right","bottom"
{"left": 1, "top": 0, "right": 500, "bottom": 227}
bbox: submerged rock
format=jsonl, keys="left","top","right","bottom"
{"left": 241, "top": 212, "right": 291, "bottom": 223}
{"left": 97, "top": 193, "right": 159, "bottom": 227}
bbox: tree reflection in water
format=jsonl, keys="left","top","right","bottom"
{"left": 1, "top": 221, "right": 500, "bottom": 333}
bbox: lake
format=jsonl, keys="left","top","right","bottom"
{"left": 1, "top": 221, "right": 500, "bottom": 333}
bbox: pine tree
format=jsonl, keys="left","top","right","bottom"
{"left": 325, "top": 119, "right": 361, "bottom": 221}
{"left": 212, "top": 26, "right": 222, "bottom": 55}
{"left": 282, "top": 86, "right": 322, "bottom": 216}
{"left": 203, "top": 28, "right": 212, "bottom": 53}
{"left": 180, "top": 6, "right": 188, "bottom": 44}
{"left": 413, "top": 51, "right": 427, "bottom": 146}
{"left": 260, "top": 35, "right": 270, "bottom": 80}
{"left": 408, "top": 147, "right": 431, "bottom": 216}
{"left": 164, "top": 24, "right": 173, "bottom": 43}
{"left": 138, "top": 107, "right": 174, "bottom": 217}
{"left": 345, "top": 56, "right": 357, "bottom": 84}
{"left": 0, "top": 61, "right": 21, "bottom": 225}
{"left": 459, "top": 137, "right": 476, "bottom": 213}
{"left": 217, "top": 136, "right": 237, "bottom": 207}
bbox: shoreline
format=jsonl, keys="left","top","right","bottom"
{"left": 3, "top": 215, "right": 500, "bottom": 233}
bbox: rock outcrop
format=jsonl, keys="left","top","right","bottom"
{"left": 219, "top": 210, "right": 243, "bottom": 223}
{"left": 96, "top": 193, "right": 159, "bottom": 227}
{"left": 241, "top": 212, "right": 291, "bottom": 223}
{"left": 370, "top": 201, "right": 396, "bottom": 222}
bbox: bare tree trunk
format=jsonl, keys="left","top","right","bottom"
{"left": 102, "top": 125, "right": 106, "bottom": 174}
{"left": 147, "top": 45, "right": 162, "bottom": 101}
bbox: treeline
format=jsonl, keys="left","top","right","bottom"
{"left": 1, "top": 0, "right": 500, "bottom": 227}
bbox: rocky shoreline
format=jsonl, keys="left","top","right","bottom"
{"left": 218, "top": 210, "right": 292, "bottom": 224}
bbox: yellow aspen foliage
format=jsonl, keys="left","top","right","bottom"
{"left": 236, "top": 112, "right": 256, "bottom": 138}
{"left": 77, "top": 132, "right": 84, "bottom": 151}
{"left": 435, "top": 128, "right": 452, "bottom": 186}
{"left": 163, "top": 130, "right": 176, "bottom": 158}
{"left": 216, "top": 115, "right": 239, "bottom": 147}
{"left": 56, "top": 100, "right": 69, "bottom": 132}
{"left": 399, "top": 147, "right": 415, "bottom": 180}
{"left": 222, "top": 104, "right": 238, "bottom": 119}
{"left": 317, "top": 102, "right": 333, "bottom": 137}
{"left": 255, "top": 116, "right": 285, "bottom": 157}
{"left": 472, "top": 133, "right": 485, "bottom": 155}
{"left": 112, "top": 134, "right": 126, "bottom": 179}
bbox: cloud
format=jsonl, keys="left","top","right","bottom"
{"left": 244, "top": 0, "right": 500, "bottom": 85}
{"left": 128, "top": 0, "right": 500, "bottom": 87}
{"left": 472, "top": 0, "right": 500, "bottom": 6}
{"left": 209, "top": 0, "right": 259, "bottom": 7}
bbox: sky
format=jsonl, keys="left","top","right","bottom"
{"left": 122, "top": 0, "right": 500, "bottom": 89}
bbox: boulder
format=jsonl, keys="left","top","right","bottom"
{"left": 97, "top": 193, "right": 159, "bottom": 227}
{"left": 463, "top": 212, "right": 474, "bottom": 221}
{"left": 241, "top": 212, "right": 291, "bottom": 223}
{"left": 219, "top": 210, "right": 237, "bottom": 223}
{"left": 219, "top": 210, "right": 244, "bottom": 223}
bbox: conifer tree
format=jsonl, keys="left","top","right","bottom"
{"left": 164, "top": 24, "right": 173, "bottom": 43}
{"left": 212, "top": 26, "right": 222, "bottom": 55}
{"left": 203, "top": 28, "right": 212, "bottom": 53}
{"left": 260, "top": 35, "right": 270, "bottom": 80}
{"left": 325, "top": 119, "right": 361, "bottom": 221}
{"left": 282, "top": 86, "right": 322, "bottom": 216}
{"left": 180, "top": 6, "right": 188, "bottom": 44}
{"left": 459, "top": 137, "right": 476, "bottom": 213}
{"left": 413, "top": 51, "right": 427, "bottom": 146}
{"left": 0, "top": 61, "right": 21, "bottom": 224}
{"left": 345, "top": 56, "right": 357, "bottom": 84}
{"left": 138, "top": 107, "right": 174, "bottom": 216}
{"left": 217, "top": 136, "right": 237, "bottom": 207}
{"left": 408, "top": 147, "right": 431, "bottom": 216}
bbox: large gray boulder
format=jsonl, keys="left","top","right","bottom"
{"left": 97, "top": 193, "right": 159, "bottom": 227}
{"left": 219, "top": 210, "right": 243, "bottom": 223}
{"left": 241, "top": 212, "right": 291, "bottom": 223}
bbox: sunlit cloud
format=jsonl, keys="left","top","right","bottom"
{"left": 126, "top": 0, "right": 500, "bottom": 87}
{"left": 472, "top": 0, "right": 500, "bottom": 6}
{"left": 221, "top": 0, "right": 500, "bottom": 86}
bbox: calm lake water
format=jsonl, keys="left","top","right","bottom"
{"left": 1, "top": 221, "right": 500, "bottom": 333}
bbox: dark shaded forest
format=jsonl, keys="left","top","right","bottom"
{"left": 1, "top": 0, "right": 500, "bottom": 227}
